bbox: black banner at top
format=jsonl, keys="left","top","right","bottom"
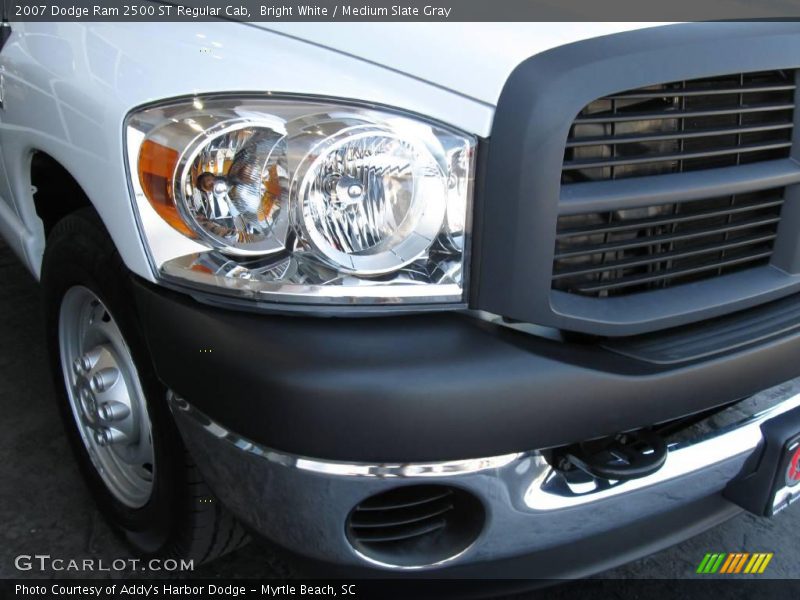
{"left": 6, "top": 0, "right": 800, "bottom": 22}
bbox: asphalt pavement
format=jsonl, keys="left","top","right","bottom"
{"left": 1, "top": 238, "right": 798, "bottom": 587}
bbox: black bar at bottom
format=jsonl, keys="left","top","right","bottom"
{"left": 2, "top": 578, "right": 800, "bottom": 600}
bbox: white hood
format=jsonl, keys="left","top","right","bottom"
{"left": 252, "top": 23, "right": 671, "bottom": 105}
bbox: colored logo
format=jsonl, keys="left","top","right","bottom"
{"left": 787, "top": 446, "right": 800, "bottom": 486}
{"left": 696, "top": 553, "right": 773, "bottom": 574}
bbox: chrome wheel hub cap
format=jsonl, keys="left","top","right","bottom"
{"left": 59, "top": 286, "right": 154, "bottom": 508}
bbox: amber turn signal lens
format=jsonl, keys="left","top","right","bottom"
{"left": 137, "top": 140, "right": 194, "bottom": 237}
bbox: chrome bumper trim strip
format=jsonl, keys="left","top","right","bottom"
{"left": 168, "top": 392, "right": 522, "bottom": 477}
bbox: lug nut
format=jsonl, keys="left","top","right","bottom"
{"left": 75, "top": 348, "right": 103, "bottom": 375}
{"left": 99, "top": 401, "right": 130, "bottom": 422}
{"left": 94, "top": 428, "right": 127, "bottom": 446}
{"left": 90, "top": 368, "right": 119, "bottom": 393}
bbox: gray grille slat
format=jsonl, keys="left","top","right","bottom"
{"left": 554, "top": 214, "right": 782, "bottom": 260}
{"left": 606, "top": 82, "right": 796, "bottom": 100}
{"left": 556, "top": 198, "right": 784, "bottom": 239}
{"left": 574, "top": 250, "right": 774, "bottom": 294}
{"left": 565, "top": 122, "right": 794, "bottom": 148}
{"left": 559, "top": 160, "right": 800, "bottom": 214}
{"left": 562, "top": 141, "right": 792, "bottom": 171}
{"left": 553, "top": 233, "right": 777, "bottom": 280}
{"left": 574, "top": 102, "right": 794, "bottom": 124}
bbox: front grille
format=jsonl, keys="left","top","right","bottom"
{"left": 562, "top": 70, "right": 795, "bottom": 183}
{"left": 553, "top": 188, "right": 785, "bottom": 297}
{"left": 554, "top": 69, "right": 795, "bottom": 299}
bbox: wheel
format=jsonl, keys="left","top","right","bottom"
{"left": 42, "top": 207, "right": 248, "bottom": 564}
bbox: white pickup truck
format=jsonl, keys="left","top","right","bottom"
{"left": 1, "top": 20, "right": 800, "bottom": 576}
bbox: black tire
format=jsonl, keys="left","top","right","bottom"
{"left": 42, "top": 207, "right": 248, "bottom": 565}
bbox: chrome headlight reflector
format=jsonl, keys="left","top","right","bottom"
{"left": 178, "top": 119, "right": 290, "bottom": 255}
{"left": 126, "top": 97, "right": 475, "bottom": 307}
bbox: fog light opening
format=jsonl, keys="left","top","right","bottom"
{"left": 345, "top": 484, "right": 485, "bottom": 569}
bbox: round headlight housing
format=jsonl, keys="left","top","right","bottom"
{"left": 296, "top": 127, "right": 447, "bottom": 275}
{"left": 176, "top": 119, "right": 290, "bottom": 255}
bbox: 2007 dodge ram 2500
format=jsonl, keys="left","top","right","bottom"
{"left": 1, "top": 20, "right": 800, "bottom": 576}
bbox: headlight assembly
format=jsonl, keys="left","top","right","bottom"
{"left": 126, "top": 96, "right": 475, "bottom": 308}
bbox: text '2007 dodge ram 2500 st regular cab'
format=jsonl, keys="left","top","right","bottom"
{"left": 1, "top": 19, "right": 800, "bottom": 576}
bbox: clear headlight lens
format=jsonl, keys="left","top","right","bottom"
{"left": 297, "top": 129, "right": 446, "bottom": 275}
{"left": 127, "top": 97, "right": 475, "bottom": 307}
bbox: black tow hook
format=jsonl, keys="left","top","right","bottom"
{"left": 558, "top": 429, "right": 668, "bottom": 481}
